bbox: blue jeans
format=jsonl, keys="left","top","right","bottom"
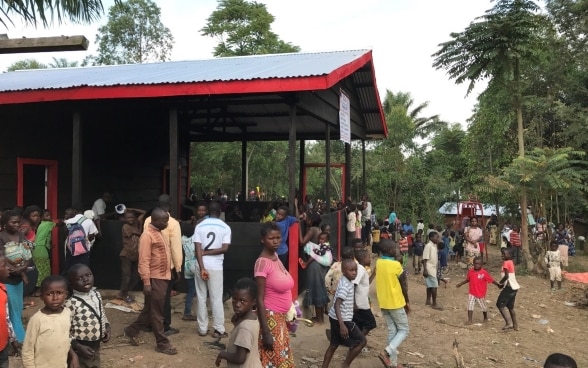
{"left": 6, "top": 282, "right": 25, "bottom": 342}
{"left": 382, "top": 307, "right": 409, "bottom": 366}
{"left": 184, "top": 276, "right": 196, "bottom": 315}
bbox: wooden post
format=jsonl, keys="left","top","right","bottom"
{"left": 72, "top": 111, "right": 82, "bottom": 208}
{"left": 169, "top": 108, "right": 179, "bottom": 217}
{"left": 345, "top": 142, "right": 351, "bottom": 203}
{"left": 0, "top": 35, "right": 89, "bottom": 54}
{"left": 299, "top": 139, "right": 305, "bottom": 205}
{"left": 241, "top": 140, "right": 247, "bottom": 201}
{"left": 362, "top": 140, "right": 366, "bottom": 194}
{"left": 288, "top": 104, "right": 297, "bottom": 215}
{"left": 325, "top": 124, "right": 331, "bottom": 211}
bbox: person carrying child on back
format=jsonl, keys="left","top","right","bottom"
{"left": 545, "top": 240, "right": 563, "bottom": 291}
{"left": 374, "top": 239, "right": 409, "bottom": 368}
{"left": 456, "top": 257, "right": 501, "bottom": 325}
{"left": 496, "top": 248, "right": 520, "bottom": 331}
{"left": 215, "top": 278, "right": 262, "bottom": 368}
{"left": 66, "top": 264, "right": 111, "bottom": 368}
{"left": 321, "top": 259, "right": 366, "bottom": 368}
{"left": 22, "top": 275, "right": 79, "bottom": 368}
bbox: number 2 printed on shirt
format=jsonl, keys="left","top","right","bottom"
{"left": 204, "top": 231, "right": 216, "bottom": 250}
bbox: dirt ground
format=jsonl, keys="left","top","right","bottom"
{"left": 10, "top": 246, "right": 588, "bottom": 368}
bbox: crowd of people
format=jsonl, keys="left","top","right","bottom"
{"left": 0, "top": 192, "right": 580, "bottom": 368}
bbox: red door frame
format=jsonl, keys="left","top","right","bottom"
{"left": 16, "top": 158, "right": 60, "bottom": 274}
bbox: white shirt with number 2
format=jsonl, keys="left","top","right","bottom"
{"left": 192, "top": 218, "right": 231, "bottom": 271}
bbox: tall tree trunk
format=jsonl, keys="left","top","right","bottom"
{"left": 516, "top": 99, "right": 533, "bottom": 270}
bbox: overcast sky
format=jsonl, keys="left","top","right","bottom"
{"left": 0, "top": 0, "right": 493, "bottom": 127}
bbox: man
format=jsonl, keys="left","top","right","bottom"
{"left": 360, "top": 194, "right": 372, "bottom": 245}
{"left": 144, "top": 194, "right": 182, "bottom": 336}
{"left": 91, "top": 192, "right": 114, "bottom": 220}
{"left": 124, "top": 208, "right": 177, "bottom": 355}
{"left": 63, "top": 207, "right": 99, "bottom": 271}
{"left": 193, "top": 201, "right": 231, "bottom": 337}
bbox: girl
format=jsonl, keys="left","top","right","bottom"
{"left": 0, "top": 210, "right": 33, "bottom": 344}
{"left": 215, "top": 278, "right": 262, "bottom": 368}
{"left": 32, "top": 209, "right": 55, "bottom": 296}
{"left": 255, "top": 223, "right": 295, "bottom": 368}
{"left": 346, "top": 204, "right": 357, "bottom": 247}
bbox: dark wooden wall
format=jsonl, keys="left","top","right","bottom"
{"left": 0, "top": 100, "right": 190, "bottom": 216}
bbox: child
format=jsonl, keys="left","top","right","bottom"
{"left": 371, "top": 222, "right": 381, "bottom": 256}
{"left": 299, "top": 231, "right": 332, "bottom": 269}
{"left": 22, "top": 275, "right": 78, "bottom": 368}
{"left": 321, "top": 259, "right": 366, "bottom": 368}
{"left": 422, "top": 231, "right": 443, "bottom": 310}
{"left": 398, "top": 230, "right": 409, "bottom": 267}
{"left": 181, "top": 222, "right": 197, "bottom": 320}
{"left": 456, "top": 257, "right": 501, "bottom": 324}
{"left": 510, "top": 225, "right": 522, "bottom": 265}
{"left": 436, "top": 242, "right": 448, "bottom": 288}
{"left": 32, "top": 209, "right": 55, "bottom": 297}
{"left": 448, "top": 231, "right": 456, "bottom": 261}
{"left": 412, "top": 233, "right": 424, "bottom": 274}
{"left": 215, "top": 278, "right": 261, "bottom": 368}
{"left": 496, "top": 248, "right": 520, "bottom": 331}
{"left": 325, "top": 247, "right": 355, "bottom": 301}
{"left": 275, "top": 205, "right": 298, "bottom": 269}
{"left": 0, "top": 251, "right": 18, "bottom": 366}
{"left": 453, "top": 230, "right": 464, "bottom": 264}
{"left": 66, "top": 264, "right": 111, "bottom": 368}
{"left": 544, "top": 353, "right": 577, "bottom": 368}
{"left": 118, "top": 211, "right": 143, "bottom": 303}
{"left": 545, "top": 240, "right": 563, "bottom": 291}
{"left": 321, "top": 223, "right": 332, "bottom": 234}
{"left": 374, "top": 239, "right": 409, "bottom": 368}
{"left": 352, "top": 250, "right": 376, "bottom": 336}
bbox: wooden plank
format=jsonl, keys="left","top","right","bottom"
{"left": 0, "top": 35, "right": 89, "bottom": 54}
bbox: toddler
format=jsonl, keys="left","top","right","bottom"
{"left": 545, "top": 240, "right": 563, "bottom": 291}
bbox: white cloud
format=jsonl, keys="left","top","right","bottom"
{"left": 0, "top": 0, "right": 493, "bottom": 126}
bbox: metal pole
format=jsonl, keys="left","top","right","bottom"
{"left": 169, "top": 107, "right": 179, "bottom": 217}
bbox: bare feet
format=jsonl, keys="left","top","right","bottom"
{"left": 502, "top": 325, "right": 513, "bottom": 331}
{"left": 465, "top": 321, "right": 473, "bottom": 325}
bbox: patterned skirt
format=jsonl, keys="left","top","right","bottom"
{"left": 259, "top": 310, "right": 294, "bottom": 368}
{"left": 33, "top": 256, "right": 51, "bottom": 288}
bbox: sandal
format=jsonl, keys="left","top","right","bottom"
{"left": 212, "top": 330, "right": 228, "bottom": 338}
{"left": 298, "top": 258, "right": 307, "bottom": 269}
{"left": 155, "top": 346, "right": 177, "bottom": 355}
{"left": 124, "top": 296, "right": 134, "bottom": 304}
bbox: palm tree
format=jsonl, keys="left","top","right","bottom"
{"left": 49, "top": 57, "right": 79, "bottom": 68}
{"left": 432, "top": 0, "right": 547, "bottom": 270}
{"left": 1, "top": 0, "right": 111, "bottom": 27}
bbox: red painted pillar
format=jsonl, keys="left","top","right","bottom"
{"left": 288, "top": 222, "right": 299, "bottom": 301}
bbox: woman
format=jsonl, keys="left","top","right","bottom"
{"left": 31, "top": 209, "right": 55, "bottom": 296}
{"left": 464, "top": 217, "right": 483, "bottom": 268}
{"left": 20, "top": 206, "right": 40, "bottom": 301}
{"left": 255, "top": 222, "right": 295, "bottom": 368}
{"left": 0, "top": 210, "right": 33, "bottom": 344}
{"left": 554, "top": 223, "right": 570, "bottom": 270}
{"left": 298, "top": 211, "right": 330, "bottom": 324}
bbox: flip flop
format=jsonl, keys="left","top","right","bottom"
{"left": 298, "top": 258, "right": 307, "bottom": 269}
{"left": 155, "top": 346, "right": 177, "bottom": 355}
{"left": 378, "top": 352, "right": 391, "bottom": 368}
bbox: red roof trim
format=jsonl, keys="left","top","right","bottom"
{"left": 0, "top": 50, "right": 387, "bottom": 136}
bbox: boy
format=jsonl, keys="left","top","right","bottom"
{"left": 544, "top": 353, "right": 577, "bottom": 368}
{"left": 124, "top": 208, "right": 178, "bottom": 355}
{"left": 398, "top": 231, "right": 409, "bottom": 267}
{"left": 436, "top": 241, "right": 449, "bottom": 288}
{"left": 374, "top": 239, "right": 409, "bottom": 368}
{"left": 118, "top": 210, "right": 143, "bottom": 303}
{"left": 321, "top": 259, "right": 366, "bottom": 368}
{"left": 22, "top": 275, "right": 78, "bottom": 368}
{"left": 423, "top": 231, "right": 442, "bottom": 310}
{"left": 274, "top": 205, "right": 298, "bottom": 269}
{"left": 352, "top": 250, "right": 376, "bottom": 336}
{"left": 509, "top": 225, "right": 522, "bottom": 265}
{"left": 545, "top": 240, "right": 563, "bottom": 291}
{"left": 66, "top": 264, "right": 111, "bottom": 368}
{"left": 497, "top": 248, "right": 520, "bottom": 331}
{"left": 456, "top": 257, "right": 501, "bottom": 324}
{"left": 371, "top": 223, "right": 381, "bottom": 256}
{"left": 0, "top": 252, "right": 17, "bottom": 367}
{"left": 412, "top": 232, "right": 424, "bottom": 274}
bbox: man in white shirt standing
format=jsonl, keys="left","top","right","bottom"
{"left": 193, "top": 201, "right": 231, "bottom": 338}
{"left": 63, "top": 207, "right": 99, "bottom": 271}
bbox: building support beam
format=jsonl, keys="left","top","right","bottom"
{"left": 72, "top": 111, "right": 82, "bottom": 208}
{"left": 0, "top": 35, "right": 89, "bottom": 54}
{"left": 345, "top": 142, "right": 351, "bottom": 203}
{"left": 169, "top": 107, "right": 179, "bottom": 217}
{"left": 241, "top": 140, "right": 247, "bottom": 202}
{"left": 362, "top": 140, "right": 366, "bottom": 194}
{"left": 288, "top": 104, "right": 297, "bottom": 215}
{"left": 325, "top": 123, "right": 331, "bottom": 211}
{"left": 299, "top": 139, "right": 305, "bottom": 205}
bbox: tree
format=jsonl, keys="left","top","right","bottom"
{"left": 432, "top": 0, "right": 547, "bottom": 270}
{"left": 201, "top": 0, "right": 300, "bottom": 57}
{"left": 49, "top": 57, "right": 79, "bottom": 68}
{"left": 6, "top": 59, "right": 47, "bottom": 71}
{"left": 0, "top": 0, "right": 109, "bottom": 27}
{"left": 85, "top": 0, "right": 174, "bottom": 65}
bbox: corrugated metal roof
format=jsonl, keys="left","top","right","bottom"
{"left": 0, "top": 49, "right": 371, "bottom": 92}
